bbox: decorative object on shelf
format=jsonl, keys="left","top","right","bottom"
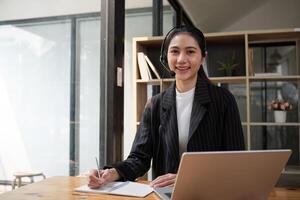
{"left": 274, "top": 110, "right": 287, "bottom": 123}
{"left": 217, "top": 51, "right": 239, "bottom": 76}
{"left": 268, "top": 99, "right": 293, "bottom": 123}
{"left": 268, "top": 99, "right": 293, "bottom": 111}
{"left": 281, "top": 83, "right": 298, "bottom": 104}
{"left": 267, "top": 48, "right": 282, "bottom": 72}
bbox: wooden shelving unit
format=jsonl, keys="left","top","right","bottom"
{"left": 133, "top": 28, "right": 300, "bottom": 175}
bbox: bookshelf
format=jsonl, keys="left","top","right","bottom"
{"left": 133, "top": 29, "right": 300, "bottom": 176}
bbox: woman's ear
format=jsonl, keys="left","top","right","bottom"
{"left": 200, "top": 51, "right": 207, "bottom": 65}
{"left": 200, "top": 55, "right": 206, "bottom": 65}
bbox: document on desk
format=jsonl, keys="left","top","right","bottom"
{"left": 74, "top": 181, "right": 153, "bottom": 197}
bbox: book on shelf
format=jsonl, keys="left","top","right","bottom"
{"left": 138, "top": 52, "right": 173, "bottom": 80}
{"left": 248, "top": 48, "right": 254, "bottom": 76}
{"left": 137, "top": 52, "right": 150, "bottom": 81}
{"left": 254, "top": 72, "right": 281, "bottom": 77}
{"left": 144, "top": 55, "right": 161, "bottom": 79}
{"left": 145, "top": 61, "right": 153, "bottom": 80}
{"left": 148, "top": 57, "right": 173, "bottom": 79}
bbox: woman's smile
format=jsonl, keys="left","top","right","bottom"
{"left": 175, "top": 65, "right": 191, "bottom": 73}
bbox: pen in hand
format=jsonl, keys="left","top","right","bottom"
{"left": 95, "top": 157, "right": 101, "bottom": 178}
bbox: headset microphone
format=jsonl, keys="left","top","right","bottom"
{"left": 159, "top": 54, "right": 175, "bottom": 77}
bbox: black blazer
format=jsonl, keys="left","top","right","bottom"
{"left": 112, "top": 70, "right": 245, "bottom": 181}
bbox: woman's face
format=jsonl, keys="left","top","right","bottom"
{"left": 167, "top": 33, "right": 204, "bottom": 83}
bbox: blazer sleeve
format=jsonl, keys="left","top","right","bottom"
{"left": 109, "top": 100, "right": 153, "bottom": 181}
{"left": 222, "top": 91, "right": 245, "bottom": 150}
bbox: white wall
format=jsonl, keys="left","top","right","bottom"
{"left": 0, "top": 0, "right": 100, "bottom": 21}
{"left": 0, "top": 0, "right": 170, "bottom": 21}
{"left": 222, "top": 0, "right": 300, "bottom": 31}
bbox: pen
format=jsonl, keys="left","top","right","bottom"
{"left": 95, "top": 157, "right": 101, "bottom": 178}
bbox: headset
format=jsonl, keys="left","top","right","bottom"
{"left": 159, "top": 26, "right": 207, "bottom": 74}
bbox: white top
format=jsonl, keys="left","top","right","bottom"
{"left": 176, "top": 87, "right": 195, "bottom": 157}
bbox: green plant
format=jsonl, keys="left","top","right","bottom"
{"left": 217, "top": 52, "right": 239, "bottom": 75}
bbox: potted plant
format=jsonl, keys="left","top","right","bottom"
{"left": 217, "top": 52, "right": 239, "bottom": 76}
{"left": 268, "top": 99, "right": 293, "bottom": 123}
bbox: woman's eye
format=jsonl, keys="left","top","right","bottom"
{"left": 187, "top": 50, "right": 195, "bottom": 54}
{"left": 169, "top": 50, "right": 179, "bottom": 54}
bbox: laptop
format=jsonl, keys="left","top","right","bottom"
{"left": 154, "top": 150, "right": 291, "bottom": 200}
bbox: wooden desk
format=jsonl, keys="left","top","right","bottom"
{"left": 0, "top": 176, "right": 299, "bottom": 200}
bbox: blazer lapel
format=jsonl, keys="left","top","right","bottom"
{"left": 161, "top": 82, "right": 180, "bottom": 166}
{"left": 188, "top": 73, "right": 211, "bottom": 141}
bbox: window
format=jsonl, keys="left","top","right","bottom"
{"left": 0, "top": 15, "right": 102, "bottom": 180}
{"left": 0, "top": 21, "right": 71, "bottom": 178}
{"left": 77, "top": 17, "right": 101, "bottom": 174}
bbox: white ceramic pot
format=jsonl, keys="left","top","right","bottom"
{"left": 274, "top": 111, "right": 287, "bottom": 123}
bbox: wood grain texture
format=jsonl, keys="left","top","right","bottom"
{"left": 0, "top": 176, "right": 159, "bottom": 200}
{"left": 0, "top": 176, "right": 299, "bottom": 200}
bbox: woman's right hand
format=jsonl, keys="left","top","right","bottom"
{"left": 88, "top": 168, "right": 120, "bottom": 189}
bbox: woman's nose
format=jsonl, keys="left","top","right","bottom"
{"left": 177, "top": 52, "right": 187, "bottom": 63}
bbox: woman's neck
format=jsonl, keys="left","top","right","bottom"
{"left": 176, "top": 74, "right": 198, "bottom": 93}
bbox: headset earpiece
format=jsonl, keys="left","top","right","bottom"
{"left": 160, "top": 27, "right": 177, "bottom": 70}
{"left": 159, "top": 52, "right": 167, "bottom": 68}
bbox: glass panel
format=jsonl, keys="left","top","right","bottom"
{"left": 252, "top": 43, "right": 297, "bottom": 75}
{"left": 77, "top": 17, "right": 101, "bottom": 175}
{"left": 124, "top": 11, "right": 153, "bottom": 161}
{"left": 250, "top": 81, "right": 298, "bottom": 122}
{"left": 250, "top": 126, "right": 299, "bottom": 169}
{"left": 123, "top": 10, "right": 173, "bottom": 159}
{"left": 220, "top": 83, "right": 247, "bottom": 122}
{"left": 0, "top": 21, "right": 71, "bottom": 179}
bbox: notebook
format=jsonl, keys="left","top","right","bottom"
{"left": 154, "top": 150, "right": 291, "bottom": 200}
{"left": 74, "top": 181, "right": 153, "bottom": 197}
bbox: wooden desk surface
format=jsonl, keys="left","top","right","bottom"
{"left": 0, "top": 176, "right": 299, "bottom": 200}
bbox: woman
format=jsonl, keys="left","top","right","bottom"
{"left": 88, "top": 26, "right": 245, "bottom": 189}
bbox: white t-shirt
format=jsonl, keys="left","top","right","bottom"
{"left": 176, "top": 87, "right": 195, "bottom": 157}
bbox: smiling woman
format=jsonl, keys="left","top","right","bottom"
{"left": 88, "top": 25, "right": 245, "bottom": 189}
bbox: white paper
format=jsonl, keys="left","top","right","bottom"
{"left": 74, "top": 181, "right": 153, "bottom": 197}
{"left": 254, "top": 72, "right": 281, "bottom": 77}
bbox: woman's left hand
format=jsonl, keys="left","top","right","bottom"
{"left": 150, "top": 173, "right": 177, "bottom": 188}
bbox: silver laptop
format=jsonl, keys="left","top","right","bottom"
{"left": 154, "top": 150, "right": 291, "bottom": 200}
